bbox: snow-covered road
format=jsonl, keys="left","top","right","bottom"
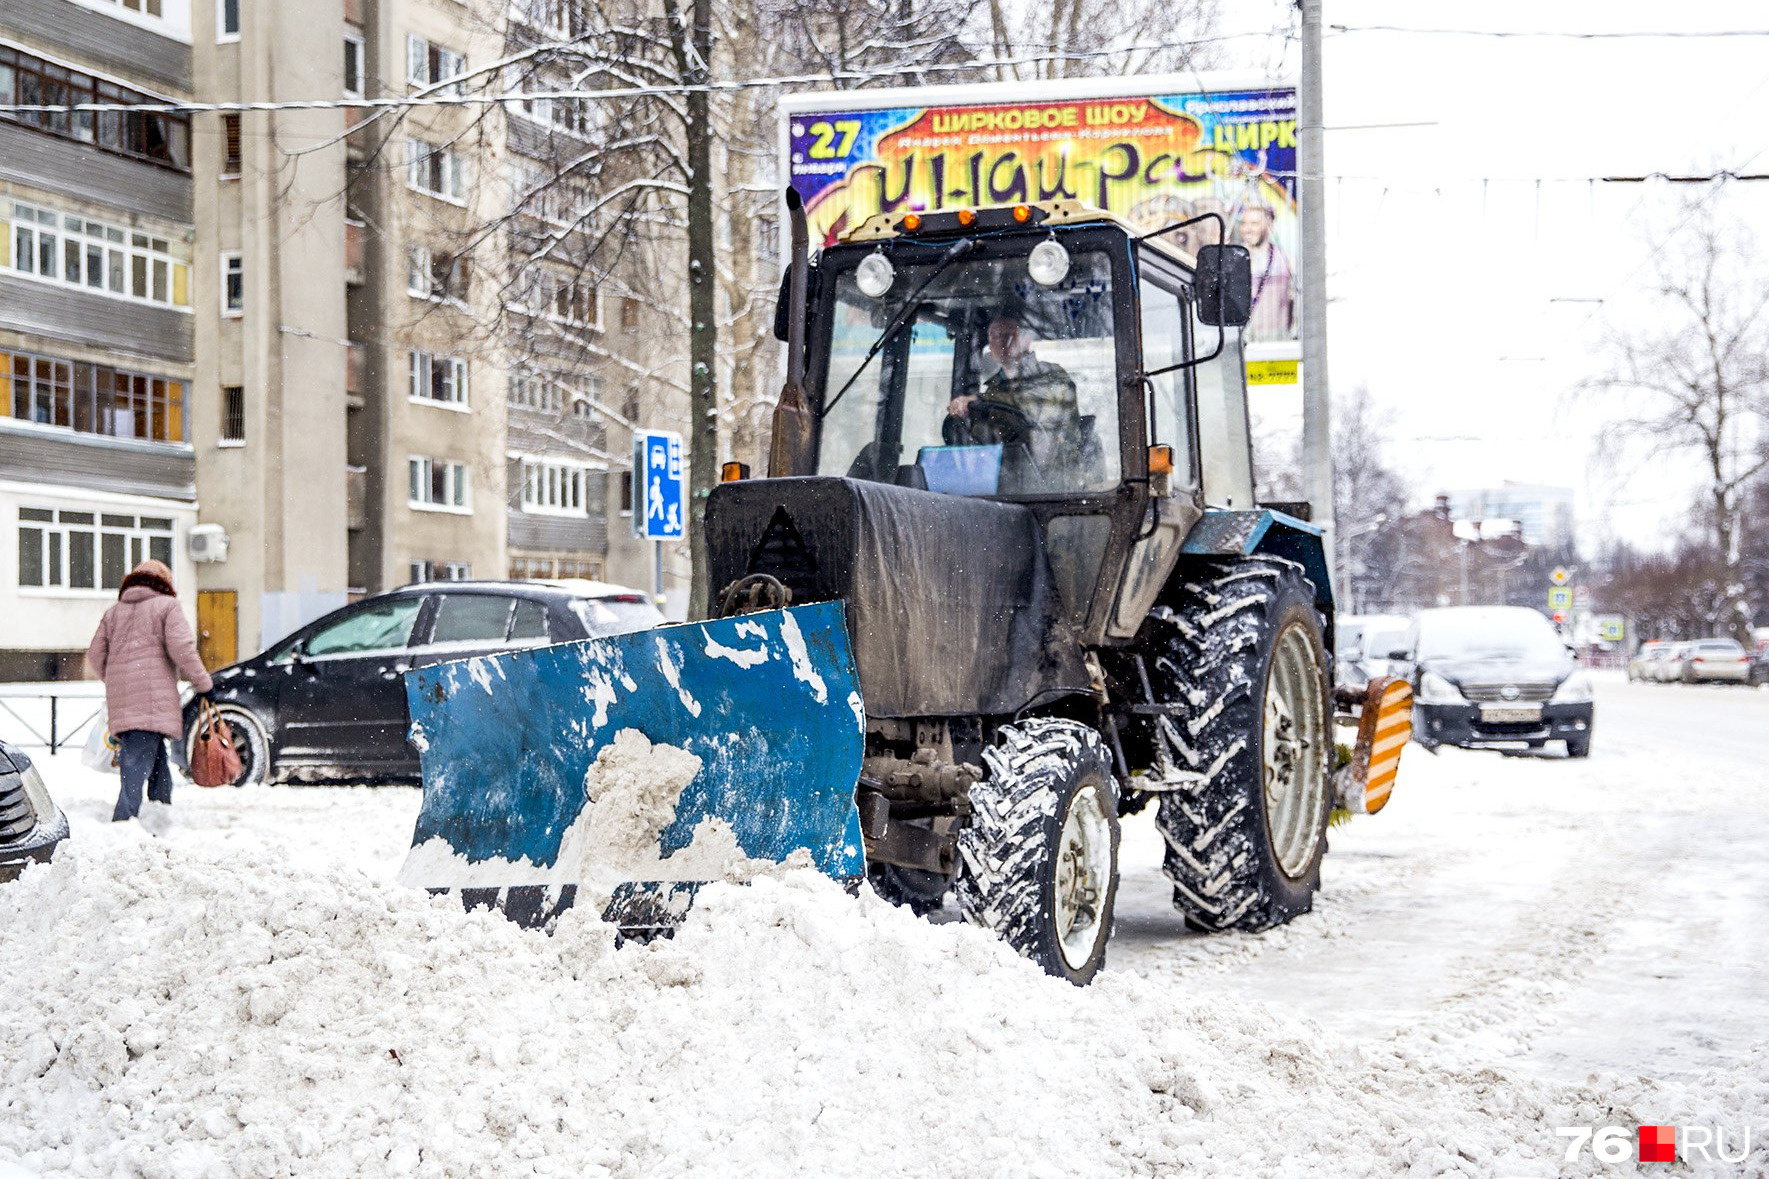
{"left": 3, "top": 673, "right": 1766, "bottom": 1177}
{"left": 1112, "top": 674, "right": 1769, "bottom": 1086}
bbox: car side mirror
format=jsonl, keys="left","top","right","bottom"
{"left": 1386, "top": 648, "right": 1412, "bottom": 662}
{"left": 1195, "top": 244, "right": 1252, "bottom": 327}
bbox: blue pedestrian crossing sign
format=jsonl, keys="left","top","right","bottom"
{"left": 636, "top": 430, "right": 685, "bottom": 540}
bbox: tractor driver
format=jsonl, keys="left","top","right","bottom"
{"left": 945, "top": 312, "right": 1098, "bottom": 491}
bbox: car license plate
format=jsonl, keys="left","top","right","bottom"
{"left": 1480, "top": 704, "right": 1541, "bottom": 723}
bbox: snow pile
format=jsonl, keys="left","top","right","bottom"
{"left": 555, "top": 729, "right": 792, "bottom": 891}
{"left": 2, "top": 829, "right": 1758, "bottom": 1179}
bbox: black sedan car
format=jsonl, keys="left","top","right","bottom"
{"left": 1, "top": 740, "right": 69, "bottom": 881}
{"left": 1397, "top": 606, "right": 1595, "bottom": 758}
{"left": 184, "top": 580, "right": 664, "bottom": 785}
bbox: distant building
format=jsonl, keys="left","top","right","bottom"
{"left": 1446, "top": 483, "right": 1575, "bottom": 549}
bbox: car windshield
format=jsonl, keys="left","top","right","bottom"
{"left": 1416, "top": 609, "right": 1565, "bottom": 662}
{"left": 1364, "top": 625, "right": 1410, "bottom": 659}
{"left": 817, "top": 245, "right": 1121, "bottom": 496}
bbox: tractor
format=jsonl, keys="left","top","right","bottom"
{"left": 399, "top": 195, "right": 1409, "bottom": 984}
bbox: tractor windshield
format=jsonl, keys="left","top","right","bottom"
{"left": 816, "top": 245, "right": 1121, "bottom": 497}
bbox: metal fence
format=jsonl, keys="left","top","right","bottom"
{"left": 0, "top": 684, "right": 106, "bottom": 751}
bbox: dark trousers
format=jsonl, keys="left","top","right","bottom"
{"left": 114, "top": 730, "right": 174, "bottom": 821}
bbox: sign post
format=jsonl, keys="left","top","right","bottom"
{"left": 634, "top": 430, "right": 685, "bottom": 604}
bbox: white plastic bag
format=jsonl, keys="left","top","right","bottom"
{"left": 81, "top": 704, "right": 120, "bottom": 774}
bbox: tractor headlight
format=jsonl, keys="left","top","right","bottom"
{"left": 1551, "top": 672, "right": 1594, "bottom": 704}
{"left": 1417, "top": 670, "right": 1464, "bottom": 704}
{"left": 1028, "top": 237, "right": 1070, "bottom": 286}
{"left": 854, "top": 250, "right": 895, "bottom": 298}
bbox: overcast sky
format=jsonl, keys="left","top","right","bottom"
{"left": 1215, "top": 0, "right": 1769, "bottom": 551}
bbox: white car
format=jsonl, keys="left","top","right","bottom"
{"left": 1335, "top": 613, "right": 1412, "bottom": 689}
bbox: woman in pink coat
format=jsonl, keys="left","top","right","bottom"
{"left": 85, "top": 559, "right": 214, "bottom": 822}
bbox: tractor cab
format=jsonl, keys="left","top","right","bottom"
{"left": 771, "top": 200, "right": 1260, "bottom": 644}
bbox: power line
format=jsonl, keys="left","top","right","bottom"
{"left": 0, "top": 33, "right": 1298, "bottom": 117}
{"left": 1329, "top": 25, "right": 1769, "bottom": 40}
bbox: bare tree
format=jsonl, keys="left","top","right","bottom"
{"left": 1330, "top": 385, "right": 1411, "bottom": 614}
{"left": 1593, "top": 201, "right": 1769, "bottom": 644}
{"left": 984, "top": 0, "right": 1222, "bottom": 79}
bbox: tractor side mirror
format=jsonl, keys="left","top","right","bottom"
{"left": 1195, "top": 244, "right": 1253, "bottom": 328}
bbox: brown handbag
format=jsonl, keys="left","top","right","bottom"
{"left": 190, "top": 699, "right": 244, "bottom": 788}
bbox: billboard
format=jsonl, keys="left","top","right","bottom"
{"left": 782, "top": 76, "right": 1300, "bottom": 370}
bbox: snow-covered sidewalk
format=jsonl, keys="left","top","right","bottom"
{"left": 2, "top": 676, "right": 1765, "bottom": 1177}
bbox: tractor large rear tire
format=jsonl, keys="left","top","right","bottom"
{"left": 954, "top": 720, "right": 1120, "bottom": 985}
{"left": 1147, "top": 557, "right": 1331, "bottom": 933}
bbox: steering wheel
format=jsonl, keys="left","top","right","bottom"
{"left": 943, "top": 398, "right": 1036, "bottom": 448}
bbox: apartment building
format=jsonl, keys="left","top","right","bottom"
{"left": 2, "top": 0, "right": 699, "bottom": 681}
{"left": 0, "top": 0, "right": 204, "bottom": 679}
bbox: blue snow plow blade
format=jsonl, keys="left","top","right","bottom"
{"left": 397, "top": 602, "right": 866, "bottom": 924}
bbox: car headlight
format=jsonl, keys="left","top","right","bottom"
{"left": 1417, "top": 670, "right": 1464, "bottom": 704}
{"left": 1551, "top": 672, "right": 1594, "bottom": 704}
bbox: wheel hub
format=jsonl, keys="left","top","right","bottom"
{"left": 1262, "top": 624, "right": 1327, "bottom": 878}
{"left": 1055, "top": 783, "right": 1111, "bottom": 970}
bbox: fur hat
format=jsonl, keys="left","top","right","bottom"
{"left": 119, "top": 558, "right": 175, "bottom": 598}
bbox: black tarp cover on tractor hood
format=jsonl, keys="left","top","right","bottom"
{"left": 704, "top": 476, "right": 1090, "bottom": 719}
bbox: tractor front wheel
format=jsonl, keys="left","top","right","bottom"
{"left": 955, "top": 719, "right": 1120, "bottom": 985}
{"left": 1145, "top": 557, "right": 1332, "bottom": 933}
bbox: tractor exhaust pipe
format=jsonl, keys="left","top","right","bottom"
{"left": 768, "top": 187, "right": 814, "bottom": 477}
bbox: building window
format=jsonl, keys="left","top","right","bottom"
{"left": 18, "top": 507, "right": 174, "bottom": 594}
{"left": 409, "top": 560, "right": 471, "bottom": 583}
{"left": 408, "top": 351, "right": 468, "bottom": 406}
{"left": 620, "top": 296, "right": 640, "bottom": 332}
{"left": 6, "top": 200, "right": 192, "bottom": 308}
{"left": 343, "top": 33, "right": 364, "bottom": 99}
{"left": 406, "top": 244, "right": 469, "bottom": 301}
{"left": 518, "top": 265, "right": 599, "bottom": 330}
{"left": 618, "top": 469, "right": 633, "bottom": 515}
{"left": 408, "top": 456, "right": 470, "bottom": 511}
{"left": 511, "top": 0, "right": 587, "bottom": 38}
{"left": 80, "top": 0, "right": 167, "bottom": 22}
{"left": 518, "top": 458, "right": 590, "bottom": 515}
{"left": 219, "top": 0, "right": 240, "bottom": 39}
{"left": 0, "top": 46, "right": 191, "bottom": 171}
{"left": 508, "top": 369, "right": 564, "bottom": 414}
{"left": 515, "top": 90, "right": 594, "bottom": 136}
{"left": 552, "top": 276, "right": 596, "bottom": 328}
{"left": 3, "top": 349, "right": 187, "bottom": 443}
{"left": 220, "top": 385, "right": 244, "bottom": 444}
{"left": 405, "top": 35, "right": 466, "bottom": 95}
{"left": 510, "top": 555, "right": 600, "bottom": 580}
{"left": 221, "top": 252, "right": 243, "bottom": 315}
{"left": 406, "top": 139, "right": 466, "bottom": 202}
{"left": 508, "top": 157, "right": 593, "bottom": 226}
{"left": 220, "top": 112, "right": 241, "bottom": 172}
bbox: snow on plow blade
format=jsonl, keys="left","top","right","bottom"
{"left": 397, "top": 602, "right": 866, "bottom": 929}
{"left": 1334, "top": 676, "right": 1413, "bottom": 815}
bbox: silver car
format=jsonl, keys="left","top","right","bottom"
{"left": 1680, "top": 638, "right": 1752, "bottom": 683}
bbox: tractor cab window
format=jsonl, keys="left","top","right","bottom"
{"left": 818, "top": 246, "right": 1120, "bottom": 497}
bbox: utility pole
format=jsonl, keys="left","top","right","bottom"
{"left": 1298, "top": 0, "right": 1334, "bottom": 587}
